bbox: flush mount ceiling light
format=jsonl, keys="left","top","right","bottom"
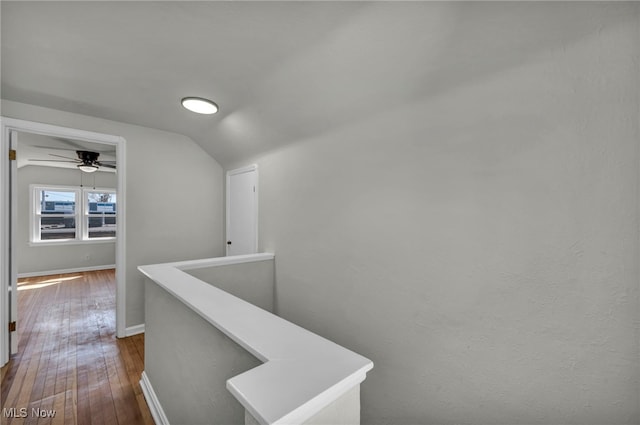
{"left": 181, "top": 97, "right": 219, "bottom": 115}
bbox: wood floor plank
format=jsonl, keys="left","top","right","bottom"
{"left": 1, "top": 270, "right": 152, "bottom": 425}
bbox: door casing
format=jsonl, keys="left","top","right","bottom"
{"left": 0, "top": 117, "right": 127, "bottom": 366}
{"left": 226, "top": 164, "right": 258, "bottom": 256}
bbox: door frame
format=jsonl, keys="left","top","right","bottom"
{"left": 226, "top": 164, "right": 258, "bottom": 256}
{"left": 0, "top": 117, "right": 127, "bottom": 367}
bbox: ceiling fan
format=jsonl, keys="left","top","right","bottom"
{"left": 29, "top": 150, "right": 116, "bottom": 173}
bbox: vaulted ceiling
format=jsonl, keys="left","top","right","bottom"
{"left": 1, "top": 2, "right": 631, "bottom": 167}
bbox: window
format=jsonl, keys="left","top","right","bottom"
{"left": 37, "top": 189, "right": 78, "bottom": 241}
{"left": 86, "top": 191, "right": 117, "bottom": 239}
{"left": 31, "top": 185, "right": 116, "bottom": 244}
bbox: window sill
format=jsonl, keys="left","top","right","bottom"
{"left": 29, "top": 238, "right": 116, "bottom": 247}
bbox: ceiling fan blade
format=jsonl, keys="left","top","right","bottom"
{"left": 32, "top": 145, "right": 77, "bottom": 151}
{"left": 53, "top": 138, "right": 116, "bottom": 154}
{"left": 29, "top": 159, "right": 77, "bottom": 162}
{"left": 98, "top": 163, "right": 117, "bottom": 169}
{"left": 51, "top": 137, "right": 86, "bottom": 150}
{"left": 32, "top": 144, "right": 115, "bottom": 154}
{"left": 97, "top": 160, "right": 116, "bottom": 163}
{"left": 49, "top": 153, "right": 80, "bottom": 161}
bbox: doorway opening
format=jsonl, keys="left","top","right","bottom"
{"left": 1, "top": 117, "right": 127, "bottom": 367}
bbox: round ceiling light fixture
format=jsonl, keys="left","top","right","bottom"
{"left": 181, "top": 97, "right": 219, "bottom": 115}
{"left": 78, "top": 164, "right": 99, "bottom": 173}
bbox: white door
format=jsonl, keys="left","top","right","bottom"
{"left": 9, "top": 130, "right": 18, "bottom": 354}
{"left": 226, "top": 165, "right": 258, "bottom": 256}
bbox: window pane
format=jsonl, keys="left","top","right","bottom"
{"left": 86, "top": 191, "right": 117, "bottom": 238}
{"left": 41, "top": 190, "right": 76, "bottom": 215}
{"left": 87, "top": 192, "right": 116, "bottom": 215}
{"left": 40, "top": 217, "right": 76, "bottom": 240}
{"left": 88, "top": 216, "right": 116, "bottom": 238}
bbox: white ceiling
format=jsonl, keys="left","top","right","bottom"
{"left": 1, "top": 1, "right": 368, "bottom": 166}
{"left": 1, "top": 2, "right": 631, "bottom": 167}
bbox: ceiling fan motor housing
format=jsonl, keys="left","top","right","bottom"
{"left": 77, "top": 150, "right": 100, "bottom": 165}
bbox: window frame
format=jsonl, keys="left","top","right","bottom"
{"left": 83, "top": 188, "right": 118, "bottom": 241}
{"left": 30, "top": 184, "right": 117, "bottom": 246}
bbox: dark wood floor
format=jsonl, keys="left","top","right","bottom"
{"left": 1, "top": 270, "right": 153, "bottom": 425}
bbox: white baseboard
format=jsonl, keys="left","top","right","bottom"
{"left": 18, "top": 264, "right": 116, "bottom": 278}
{"left": 140, "top": 371, "right": 170, "bottom": 425}
{"left": 125, "top": 324, "right": 145, "bottom": 337}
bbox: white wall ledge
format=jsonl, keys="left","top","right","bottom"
{"left": 138, "top": 253, "right": 373, "bottom": 425}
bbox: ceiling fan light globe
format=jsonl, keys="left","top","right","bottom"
{"left": 78, "top": 164, "right": 99, "bottom": 173}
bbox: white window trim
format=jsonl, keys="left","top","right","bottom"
{"left": 83, "top": 187, "right": 117, "bottom": 242}
{"left": 30, "top": 184, "right": 117, "bottom": 245}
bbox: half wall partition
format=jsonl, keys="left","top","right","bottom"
{"left": 139, "top": 253, "right": 373, "bottom": 425}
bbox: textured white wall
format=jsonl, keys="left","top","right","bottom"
{"left": 16, "top": 165, "right": 116, "bottom": 274}
{"left": 186, "top": 260, "right": 275, "bottom": 313}
{"left": 2, "top": 100, "right": 225, "bottom": 327}
{"left": 231, "top": 3, "right": 640, "bottom": 424}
